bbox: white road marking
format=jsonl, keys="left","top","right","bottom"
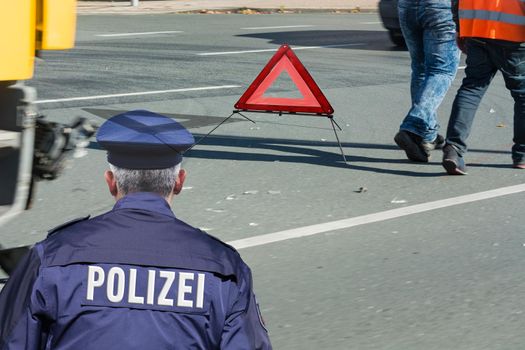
{"left": 229, "top": 184, "right": 525, "bottom": 250}
{"left": 241, "top": 25, "right": 315, "bottom": 30}
{"left": 361, "top": 21, "right": 382, "bottom": 24}
{"left": 197, "top": 43, "right": 366, "bottom": 56}
{"left": 35, "top": 85, "right": 241, "bottom": 104}
{"left": 97, "top": 31, "right": 183, "bottom": 37}
{"left": 458, "top": 66, "right": 466, "bottom": 70}
{"left": 199, "top": 48, "right": 278, "bottom": 56}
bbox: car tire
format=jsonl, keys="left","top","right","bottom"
{"left": 389, "top": 29, "right": 406, "bottom": 47}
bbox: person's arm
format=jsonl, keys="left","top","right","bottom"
{"left": 0, "top": 246, "right": 48, "bottom": 349}
{"left": 220, "top": 266, "right": 272, "bottom": 350}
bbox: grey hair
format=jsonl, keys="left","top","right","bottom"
{"left": 109, "top": 163, "right": 181, "bottom": 197}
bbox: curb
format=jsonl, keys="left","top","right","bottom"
{"left": 180, "top": 7, "right": 379, "bottom": 14}
{"left": 77, "top": 6, "right": 378, "bottom": 15}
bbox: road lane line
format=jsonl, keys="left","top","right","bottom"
{"left": 199, "top": 48, "right": 278, "bottom": 56}
{"left": 229, "top": 184, "right": 525, "bottom": 250}
{"left": 97, "top": 31, "right": 183, "bottom": 37}
{"left": 197, "top": 43, "right": 365, "bottom": 56}
{"left": 459, "top": 66, "right": 466, "bottom": 70}
{"left": 241, "top": 25, "right": 315, "bottom": 30}
{"left": 35, "top": 85, "right": 241, "bottom": 104}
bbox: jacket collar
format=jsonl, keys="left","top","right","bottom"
{"left": 113, "top": 192, "right": 175, "bottom": 218}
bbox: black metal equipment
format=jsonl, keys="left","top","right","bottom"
{"left": 33, "top": 116, "right": 96, "bottom": 180}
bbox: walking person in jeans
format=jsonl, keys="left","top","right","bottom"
{"left": 442, "top": 0, "right": 525, "bottom": 175}
{"left": 394, "top": 0, "right": 460, "bottom": 162}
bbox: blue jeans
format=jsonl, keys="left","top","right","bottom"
{"left": 446, "top": 38, "right": 525, "bottom": 165}
{"left": 398, "top": 0, "right": 460, "bottom": 142}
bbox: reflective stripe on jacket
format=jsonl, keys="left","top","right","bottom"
{"left": 459, "top": 0, "right": 525, "bottom": 42}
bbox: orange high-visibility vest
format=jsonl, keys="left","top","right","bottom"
{"left": 459, "top": 0, "right": 525, "bottom": 42}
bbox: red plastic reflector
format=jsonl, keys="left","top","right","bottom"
{"left": 235, "top": 45, "right": 334, "bottom": 115}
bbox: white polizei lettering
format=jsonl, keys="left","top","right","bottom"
{"left": 196, "top": 273, "right": 205, "bottom": 308}
{"left": 147, "top": 270, "right": 156, "bottom": 305}
{"left": 128, "top": 268, "right": 145, "bottom": 304}
{"left": 86, "top": 266, "right": 105, "bottom": 301}
{"left": 107, "top": 267, "right": 126, "bottom": 303}
{"left": 158, "top": 271, "right": 175, "bottom": 306}
{"left": 85, "top": 267, "right": 206, "bottom": 308}
{"left": 177, "top": 272, "right": 194, "bottom": 307}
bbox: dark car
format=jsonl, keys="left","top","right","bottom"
{"left": 378, "top": 0, "right": 406, "bottom": 47}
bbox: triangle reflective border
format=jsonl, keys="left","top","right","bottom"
{"left": 235, "top": 45, "right": 334, "bottom": 116}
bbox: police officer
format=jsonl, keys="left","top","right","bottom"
{"left": 0, "top": 110, "right": 272, "bottom": 349}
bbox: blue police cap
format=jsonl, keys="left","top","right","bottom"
{"left": 96, "top": 110, "right": 195, "bottom": 169}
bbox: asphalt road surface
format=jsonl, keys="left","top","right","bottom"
{"left": 2, "top": 12, "right": 525, "bottom": 349}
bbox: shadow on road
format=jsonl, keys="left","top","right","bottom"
{"left": 87, "top": 137, "right": 430, "bottom": 176}
{"left": 86, "top": 108, "right": 510, "bottom": 176}
{"left": 236, "top": 30, "right": 407, "bottom": 52}
{"left": 83, "top": 108, "right": 245, "bottom": 129}
{"left": 89, "top": 132, "right": 509, "bottom": 177}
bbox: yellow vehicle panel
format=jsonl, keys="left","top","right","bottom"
{"left": 0, "top": 1, "right": 36, "bottom": 80}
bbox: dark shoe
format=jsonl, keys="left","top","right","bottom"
{"left": 442, "top": 144, "right": 467, "bottom": 175}
{"left": 432, "top": 134, "right": 446, "bottom": 150}
{"left": 394, "top": 130, "right": 444, "bottom": 162}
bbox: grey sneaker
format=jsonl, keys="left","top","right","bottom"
{"left": 394, "top": 130, "right": 444, "bottom": 162}
{"left": 442, "top": 144, "right": 467, "bottom": 175}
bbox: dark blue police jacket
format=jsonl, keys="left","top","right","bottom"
{"left": 0, "top": 193, "right": 271, "bottom": 349}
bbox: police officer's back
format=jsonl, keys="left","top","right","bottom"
{"left": 0, "top": 110, "right": 272, "bottom": 349}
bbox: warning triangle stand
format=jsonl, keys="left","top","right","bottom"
{"left": 191, "top": 45, "right": 346, "bottom": 163}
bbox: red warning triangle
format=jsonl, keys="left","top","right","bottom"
{"left": 235, "top": 45, "right": 334, "bottom": 115}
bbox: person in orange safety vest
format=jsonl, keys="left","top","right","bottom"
{"left": 441, "top": 0, "right": 525, "bottom": 175}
